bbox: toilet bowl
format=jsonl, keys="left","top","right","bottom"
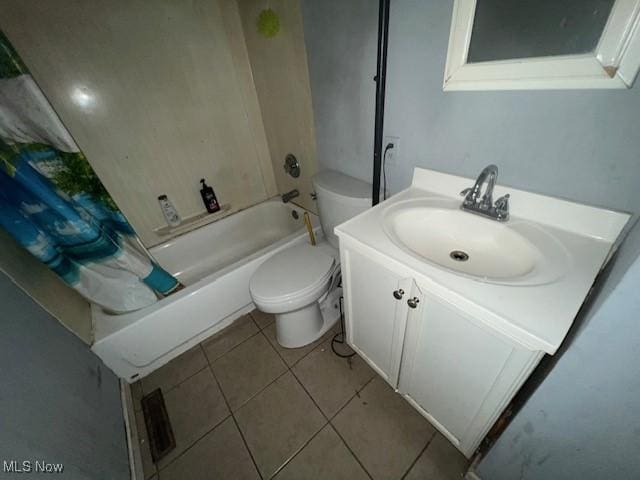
{"left": 249, "top": 170, "right": 371, "bottom": 348}
{"left": 250, "top": 241, "right": 339, "bottom": 348}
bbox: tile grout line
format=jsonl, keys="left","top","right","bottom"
{"left": 327, "top": 373, "right": 431, "bottom": 480}
{"left": 399, "top": 429, "right": 438, "bottom": 480}
{"left": 138, "top": 323, "right": 261, "bottom": 477}
{"left": 149, "top": 345, "right": 240, "bottom": 476}
{"left": 261, "top": 326, "right": 319, "bottom": 370}
{"left": 138, "top": 366, "right": 210, "bottom": 478}
{"left": 327, "top": 373, "right": 377, "bottom": 422}
{"left": 327, "top": 423, "right": 375, "bottom": 480}
{"left": 201, "top": 343, "right": 266, "bottom": 480}
{"left": 228, "top": 413, "right": 264, "bottom": 480}
{"left": 267, "top": 419, "right": 330, "bottom": 480}
{"left": 225, "top": 361, "right": 291, "bottom": 413}
{"left": 236, "top": 317, "right": 341, "bottom": 479}
{"left": 320, "top": 374, "right": 382, "bottom": 480}
{"left": 205, "top": 316, "right": 292, "bottom": 421}
{"left": 218, "top": 313, "right": 374, "bottom": 427}
{"left": 141, "top": 311, "right": 266, "bottom": 398}
{"left": 154, "top": 410, "right": 231, "bottom": 475}
{"left": 264, "top": 314, "right": 379, "bottom": 480}
{"left": 265, "top": 323, "right": 342, "bottom": 372}
{"left": 148, "top": 341, "right": 265, "bottom": 478}
{"left": 138, "top": 313, "right": 293, "bottom": 478}
{"left": 248, "top": 311, "right": 274, "bottom": 332}
{"left": 206, "top": 312, "right": 319, "bottom": 372}
{"left": 140, "top": 363, "right": 210, "bottom": 398}
{"left": 287, "top": 355, "right": 377, "bottom": 480}
{"left": 290, "top": 373, "right": 375, "bottom": 480}
{"left": 201, "top": 320, "right": 290, "bottom": 416}
{"left": 266, "top": 368, "right": 330, "bottom": 478}
{"left": 142, "top": 313, "right": 275, "bottom": 401}
{"left": 239, "top": 322, "right": 334, "bottom": 479}
{"left": 150, "top": 311, "right": 379, "bottom": 480}
{"left": 205, "top": 328, "right": 264, "bottom": 365}
{"left": 324, "top": 375, "right": 379, "bottom": 480}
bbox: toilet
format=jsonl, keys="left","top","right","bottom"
{"left": 249, "top": 170, "right": 371, "bottom": 348}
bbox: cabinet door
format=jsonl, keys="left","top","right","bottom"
{"left": 398, "top": 293, "right": 539, "bottom": 457}
{"left": 341, "top": 245, "right": 411, "bottom": 386}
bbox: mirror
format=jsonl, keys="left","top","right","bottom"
{"left": 444, "top": 0, "right": 640, "bottom": 90}
{"left": 468, "top": 0, "right": 615, "bottom": 63}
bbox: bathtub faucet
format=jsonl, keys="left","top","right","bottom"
{"left": 281, "top": 189, "right": 300, "bottom": 203}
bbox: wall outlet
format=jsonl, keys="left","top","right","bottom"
{"left": 383, "top": 135, "right": 400, "bottom": 165}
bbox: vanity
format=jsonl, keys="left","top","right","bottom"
{"left": 335, "top": 167, "right": 629, "bottom": 458}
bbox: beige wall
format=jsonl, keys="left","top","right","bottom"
{"left": 0, "top": 229, "right": 92, "bottom": 344}
{"left": 0, "top": 0, "right": 277, "bottom": 246}
{"left": 0, "top": 0, "right": 319, "bottom": 245}
{"left": 238, "top": 0, "right": 319, "bottom": 212}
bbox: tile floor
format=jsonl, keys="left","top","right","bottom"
{"left": 132, "top": 310, "right": 469, "bottom": 480}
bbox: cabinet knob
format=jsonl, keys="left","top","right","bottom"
{"left": 407, "top": 297, "right": 420, "bottom": 309}
{"left": 393, "top": 289, "right": 404, "bottom": 300}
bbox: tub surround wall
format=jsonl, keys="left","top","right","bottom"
{"left": 0, "top": 229, "right": 92, "bottom": 344}
{"left": 0, "top": 0, "right": 277, "bottom": 246}
{"left": 220, "top": 0, "right": 276, "bottom": 201}
{"left": 238, "top": 0, "right": 319, "bottom": 213}
{"left": 301, "top": 0, "right": 640, "bottom": 217}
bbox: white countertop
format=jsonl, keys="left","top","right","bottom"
{"left": 335, "top": 168, "right": 630, "bottom": 354}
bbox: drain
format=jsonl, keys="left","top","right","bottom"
{"left": 141, "top": 389, "right": 176, "bottom": 462}
{"left": 450, "top": 250, "right": 469, "bottom": 262}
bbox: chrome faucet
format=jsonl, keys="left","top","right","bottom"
{"left": 281, "top": 189, "right": 300, "bottom": 203}
{"left": 460, "top": 165, "right": 510, "bottom": 221}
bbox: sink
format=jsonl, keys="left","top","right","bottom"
{"left": 382, "top": 198, "right": 570, "bottom": 285}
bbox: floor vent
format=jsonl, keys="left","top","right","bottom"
{"left": 141, "top": 388, "right": 176, "bottom": 462}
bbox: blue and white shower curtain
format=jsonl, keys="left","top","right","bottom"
{"left": 0, "top": 31, "right": 179, "bottom": 313}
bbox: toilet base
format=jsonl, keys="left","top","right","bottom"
{"left": 275, "top": 287, "right": 342, "bottom": 349}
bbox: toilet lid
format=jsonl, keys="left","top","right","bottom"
{"left": 250, "top": 244, "right": 335, "bottom": 302}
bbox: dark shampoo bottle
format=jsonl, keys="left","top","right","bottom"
{"left": 200, "top": 179, "right": 220, "bottom": 213}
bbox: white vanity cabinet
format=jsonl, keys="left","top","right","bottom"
{"left": 340, "top": 240, "right": 543, "bottom": 458}
{"left": 335, "top": 167, "right": 629, "bottom": 457}
{"left": 341, "top": 246, "right": 414, "bottom": 385}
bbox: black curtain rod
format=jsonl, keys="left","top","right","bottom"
{"left": 372, "top": 0, "right": 391, "bottom": 206}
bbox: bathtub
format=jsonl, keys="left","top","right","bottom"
{"left": 92, "top": 198, "right": 319, "bottom": 382}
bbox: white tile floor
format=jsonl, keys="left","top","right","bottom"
{"left": 133, "top": 310, "right": 469, "bottom": 480}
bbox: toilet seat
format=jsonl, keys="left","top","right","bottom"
{"left": 250, "top": 243, "right": 336, "bottom": 313}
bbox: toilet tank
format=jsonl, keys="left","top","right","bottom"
{"left": 311, "top": 170, "right": 372, "bottom": 249}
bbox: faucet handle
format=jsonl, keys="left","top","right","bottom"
{"left": 460, "top": 187, "right": 476, "bottom": 207}
{"left": 494, "top": 194, "right": 510, "bottom": 219}
{"left": 495, "top": 193, "right": 509, "bottom": 208}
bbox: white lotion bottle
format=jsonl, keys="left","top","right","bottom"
{"left": 158, "top": 195, "right": 181, "bottom": 227}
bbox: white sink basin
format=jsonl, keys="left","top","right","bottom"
{"left": 382, "top": 198, "right": 570, "bottom": 285}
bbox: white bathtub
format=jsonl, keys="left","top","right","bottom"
{"left": 92, "top": 199, "right": 318, "bottom": 382}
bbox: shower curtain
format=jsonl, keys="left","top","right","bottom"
{"left": 0, "top": 31, "right": 179, "bottom": 313}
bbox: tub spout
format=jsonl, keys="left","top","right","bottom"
{"left": 281, "top": 189, "right": 300, "bottom": 203}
